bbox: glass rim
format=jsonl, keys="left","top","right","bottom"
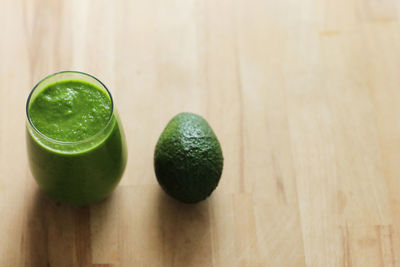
{"left": 26, "top": 70, "right": 115, "bottom": 145}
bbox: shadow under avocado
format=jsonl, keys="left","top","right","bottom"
{"left": 24, "top": 187, "right": 115, "bottom": 267}
{"left": 157, "top": 188, "right": 213, "bottom": 265}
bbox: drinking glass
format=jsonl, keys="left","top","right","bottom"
{"left": 26, "top": 71, "right": 127, "bottom": 205}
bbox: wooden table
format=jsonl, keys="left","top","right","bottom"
{"left": 1, "top": 0, "right": 400, "bottom": 266}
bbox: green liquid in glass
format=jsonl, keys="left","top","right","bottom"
{"left": 27, "top": 73, "right": 127, "bottom": 206}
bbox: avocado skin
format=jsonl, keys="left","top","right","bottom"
{"left": 154, "top": 112, "right": 224, "bottom": 203}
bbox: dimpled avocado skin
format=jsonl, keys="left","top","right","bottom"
{"left": 154, "top": 112, "right": 224, "bottom": 203}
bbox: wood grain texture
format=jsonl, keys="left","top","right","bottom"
{"left": 1, "top": 0, "right": 400, "bottom": 266}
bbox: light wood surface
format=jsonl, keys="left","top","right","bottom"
{"left": 1, "top": 0, "right": 400, "bottom": 266}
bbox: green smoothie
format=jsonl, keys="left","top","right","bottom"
{"left": 26, "top": 72, "right": 127, "bottom": 205}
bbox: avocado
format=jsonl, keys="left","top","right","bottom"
{"left": 154, "top": 112, "right": 224, "bottom": 203}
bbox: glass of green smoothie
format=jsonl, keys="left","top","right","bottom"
{"left": 26, "top": 71, "right": 127, "bottom": 206}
